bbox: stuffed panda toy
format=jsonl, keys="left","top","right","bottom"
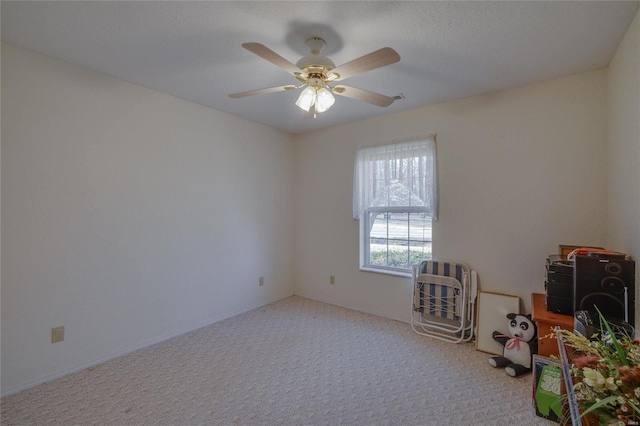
{"left": 488, "top": 313, "right": 537, "bottom": 377}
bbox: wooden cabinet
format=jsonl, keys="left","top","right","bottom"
{"left": 531, "top": 293, "right": 574, "bottom": 357}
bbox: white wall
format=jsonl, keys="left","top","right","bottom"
{"left": 607, "top": 9, "right": 640, "bottom": 329}
{"left": 293, "top": 70, "right": 608, "bottom": 322}
{"left": 1, "top": 43, "right": 295, "bottom": 394}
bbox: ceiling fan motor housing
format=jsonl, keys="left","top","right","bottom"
{"left": 296, "top": 55, "right": 335, "bottom": 71}
{"left": 296, "top": 37, "right": 335, "bottom": 72}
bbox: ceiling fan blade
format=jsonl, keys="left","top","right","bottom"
{"left": 229, "top": 85, "right": 296, "bottom": 99}
{"left": 242, "top": 42, "right": 303, "bottom": 77}
{"left": 330, "top": 47, "right": 400, "bottom": 81}
{"left": 333, "top": 85, "right": 395, "bottom": 107}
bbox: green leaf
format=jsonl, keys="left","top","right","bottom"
{"left": 594, "top": 306, "right": 629, "bottom": 367}
{"left": 578, "top": 395, "right": 619, "bottom": 419}
{"left": 627, "top": 399, "right": 640, "bottom": 417}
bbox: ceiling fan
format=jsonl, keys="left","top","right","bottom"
{"left": 228, "top": 37, "right": 401, "bottom": 117}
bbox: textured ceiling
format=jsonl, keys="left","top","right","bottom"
{"left": 2, "top": 1, "right": 638, "bottom": 134}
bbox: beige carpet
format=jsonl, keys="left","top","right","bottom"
{"left": 1, "top": 296, "right": 553, "bottom": 425}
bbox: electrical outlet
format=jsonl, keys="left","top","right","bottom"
{"left": 51, "top": 326, "right": 65, "bottom": 343}
{"left": 259, "top": 276, "right": 264, "bottom": 286}
{"left": 330, "top": 275, "right": 335, "bottom": 285}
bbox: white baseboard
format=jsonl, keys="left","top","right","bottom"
{"left": 1, "top": 291, "right": 294, "bottom": 398}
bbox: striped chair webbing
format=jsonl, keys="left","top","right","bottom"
{"left": 414, "top": 261, "right": 467, "bottom": 320}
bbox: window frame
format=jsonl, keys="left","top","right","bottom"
{"left": 359, "top": 206, "right": 433, "bottom": 277}
{"left": 353, "top": 136, "right": 437, "bottom": 277}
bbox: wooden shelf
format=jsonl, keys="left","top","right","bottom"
{"left": 531, "top": 293, "right": 574, "bottom": 357}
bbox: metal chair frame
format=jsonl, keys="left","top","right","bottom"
{"left": 411, "top": 261, "right": 478, "bottom": 343}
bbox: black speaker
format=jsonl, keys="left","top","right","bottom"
{"left": 574, "top": 255, "right": 635, "bottom": 324}
{"left": 545, "top": 255, "right": 574, "bottom": 315}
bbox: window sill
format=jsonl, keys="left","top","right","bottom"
{"left": 359, "top": 266, "right": 412, "bottom": 279}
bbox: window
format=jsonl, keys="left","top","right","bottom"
{"left": 353, "top": 137, "right": 437, "bottom": 275}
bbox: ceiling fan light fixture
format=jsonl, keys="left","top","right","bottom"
{"left": 315, "top": 87, "right": 335, "bottom": 113}
{"left": 295, "top": 86, "right": 317, "bottom": 111}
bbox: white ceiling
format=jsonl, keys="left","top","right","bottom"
{"left": 2, "top": 1, "right": 638, "bottom": 134}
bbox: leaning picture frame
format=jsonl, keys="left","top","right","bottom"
{"left": 475, "top": 291, "right": 520, "bottom": 355}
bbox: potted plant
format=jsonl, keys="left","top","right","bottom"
{"left": 556, "top": 309, "right": 639, "bottom": 425}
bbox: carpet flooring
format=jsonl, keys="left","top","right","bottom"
{"left": 1, "top": 296, "right": 554, "bottom": 425}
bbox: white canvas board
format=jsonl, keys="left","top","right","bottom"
{"left": 475, "top": 291, "right": 521, "bottom": 355}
